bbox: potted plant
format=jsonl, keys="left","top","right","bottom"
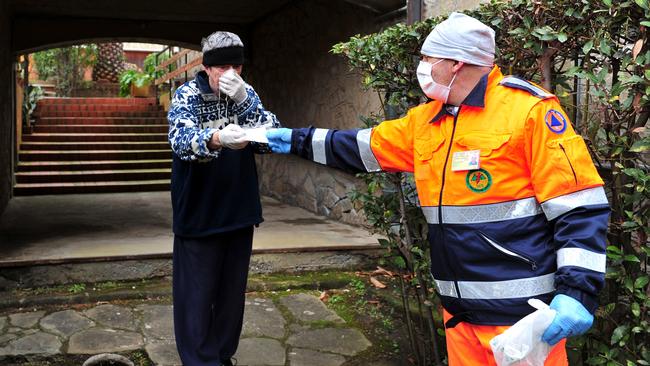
{"left": 119, "top": 69, "right": 152, "bottom": 97}
{"left": 118, "top": 52, "right": 172, "bottom": 97}
{"left": 22, "top": 85, "right": 43, "bottom": 134}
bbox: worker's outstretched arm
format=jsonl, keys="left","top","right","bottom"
{"left": 266, "top": 114, "right": 416, "bottom": 174}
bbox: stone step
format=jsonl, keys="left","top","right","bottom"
{"left": 35, "top": 117, "right": 168, "bottom": 125}
{"left": 15, "top": 168, "right": 172, "bottom": 184}
{"left": 16, "top": 159, "right": 172, "bottom": 172}
{"left": 36, "top": 104, "right": 161, "bottom": 113}
{"left": 22, "top": 133, "right": 168, "bottom": 143}
{"left": 20, "top": 97, "right": 172, "bottom": 196}
{"left": 33, "top": 125, "right": 168, "bottom": 134}
{"left": 18, "top": 149, "right": 172, "bottom": 162}
{"left": 21, "top": 141, "right": 170, "bottom": 151}
{"left": 33, "top": 111, "right": 166, "bottom": 118}
{"left": 38, "top": 97, "right": 156, "bottom": 105}
{"left": 13, "top": 179, "right": 170, "bottom": 196}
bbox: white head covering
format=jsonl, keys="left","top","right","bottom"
{"left": 420, "top": 12, "right": 495, "bottom": 67}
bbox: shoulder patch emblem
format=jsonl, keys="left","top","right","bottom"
{"left": 466, "top": 169, "right": 492, "bottom": 193}
{"left": 499, "top": 76, "right": 553, "bottom": 99}
{"left": 545, "top": 109, "right": 567, "bottom": 134}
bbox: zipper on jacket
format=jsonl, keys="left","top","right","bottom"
{"left": 478, "top": 232, "right": 538, "bottom": 270}
{"left": 438, "top": 106, "right": 462, "bottom": 298}
{"left": 558, "top": 143, "right": 577, "bottom": 185}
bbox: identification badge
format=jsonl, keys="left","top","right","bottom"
{"left": 451, "top": 150, "right": 480, "bottom": 171}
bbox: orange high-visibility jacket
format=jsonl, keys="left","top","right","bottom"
{"left": 290, "top": 66, "right": 610, "bottom": 325}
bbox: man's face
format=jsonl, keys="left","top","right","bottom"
{"left": 421, "top": 55, "right": 454, "bottom": 86}
{"left": 204, "top": 64, "right": 243, "bottom": 88}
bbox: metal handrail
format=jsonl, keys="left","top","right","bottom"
{"left": 153, "top": 46, "right": 199, "bottom": 102}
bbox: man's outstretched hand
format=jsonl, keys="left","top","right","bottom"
{"left": 266, "top": 128, "right": 293, "bottom": 154}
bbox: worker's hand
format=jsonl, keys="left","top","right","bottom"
{"left": 266, "top": 128, "right": 292, "bottom": 154}
{"left": 219, "top": 69, "right": 248, "bottom": 104}
{"left": 216, "top": 124, "right": 249, "bottom": 150}
{"left": 541, "top": 294, "right": 594, "bottom": 345}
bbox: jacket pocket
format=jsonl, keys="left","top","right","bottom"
{"left": 414, "top": 133, "right": 445, "bottom": 161}
{"left": 413, "top": 133, "right": 445, "bottom": 199}
{"left": 478, "top": 231, "right": 538, "bottom": 270}
{"left": 546, "top": 135, "right": 594, "bottom": 186}
{"left": 455, "top": 133, "right": 511, "bottom": 157}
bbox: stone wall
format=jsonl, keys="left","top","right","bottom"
{"left": 248, "top": 0, "right": 383, "bottom": 226}
{"left": 422, "top": 0, "right": 487, "bottom": 18}
{"left": 0, "top": 1, "right": 13, "bottom": 217}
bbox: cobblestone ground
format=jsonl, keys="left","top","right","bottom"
{"left": 0, "top": 293, "right": 379, "bottom": 366}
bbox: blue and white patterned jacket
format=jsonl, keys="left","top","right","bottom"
{"left": 168, "top": 71, "right": 281, "bottom": 162}
{"left": 167, "top": 71, "right": 281, "bottom": 237}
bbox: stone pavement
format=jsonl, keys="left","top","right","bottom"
{"left": 0, "top": 193, "right": 380, "bottom": 266}
{"left": 0, "top": 293, "right": 372, "bottom": 366}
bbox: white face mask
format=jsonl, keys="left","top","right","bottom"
{"left": 416, "top": 59, "right": 457, "bottom": 103}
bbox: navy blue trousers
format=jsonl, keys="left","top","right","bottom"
{"left": 173, "top": 226, "right": 253, "bottom": 366}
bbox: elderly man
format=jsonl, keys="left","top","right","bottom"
{"left": 168, "top": 31, "right": 280, "bottom": 366}
{"left": 267, "top": 13, "right": 609, "bottom": 365}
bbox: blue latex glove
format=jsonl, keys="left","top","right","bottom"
{"left": 266, "top": 128, "right": 293, "bottom": 154}
{"left": 541, "top": 294, "right": 594, "bottom": 345}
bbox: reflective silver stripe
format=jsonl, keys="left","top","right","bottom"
{"left": 433, "top": 273, "right": 556, "bottom": 300}
{"left": 421, "top": 197, "right": 543, "bottom": 224}
{"left": 356, "top": 128, "right": 381, "bottom": 172}
{"left": 541, "top": 187, "right": 608, "bottom": 221}
{"left": 311, "top": 128, "right": 329, "bottom": 165}
{"left": 434, "top": 279, "right": 458, "bottom": 298}
{"left": 501, "top": 76, "right": 552, "bottom": 98}
{"left": 422, "top": 206, "right": 439, "bottom": 224}
{"left": 557, "top": 247, "right": 606, "bottom": 273}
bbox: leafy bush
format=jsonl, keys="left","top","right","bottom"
{"left": 333, "top": 0, "right": 650, "bottom": 364}
{"left": 32, "top": 45, "right": 97, "bottom": 97}
{"left": 119, "top": 51, "right": 173, "bottom": 97}
{"left": 22, "top": 85, "right": 43, "bottom": 128}
{"left": 119, "top": 70, "right": 152, "bottom": 97}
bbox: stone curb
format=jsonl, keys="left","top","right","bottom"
{"left": 0, "top": 278, "right": 351, "bottom": 310}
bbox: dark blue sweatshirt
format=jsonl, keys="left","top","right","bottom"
{"left": 167, "top": 71, "right": 281, "bottom": 237}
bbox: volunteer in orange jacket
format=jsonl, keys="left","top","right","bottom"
{"left": 267, "top": 12, "right": 610, "bottom": 365}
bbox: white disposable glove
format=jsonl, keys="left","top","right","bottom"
{"left": 217, "top": 124, "right": 248, "bottom": 150}
{"left": 219, "top": 69, "right": 248, "bottom": 104}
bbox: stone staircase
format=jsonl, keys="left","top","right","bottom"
{"left": 14, "top": 97, "right": 171, "bottom": 196}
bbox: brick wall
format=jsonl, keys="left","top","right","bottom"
{"left": 0, "top": 1, "right": 12, "bottom": 216}
{"left": 248, "top": 0, "right": 383, "bottom": 226}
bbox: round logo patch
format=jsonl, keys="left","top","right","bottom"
{"left": 545, "top": 109, "right": 567, "bottom": 134}
{"left": 466, "top": 169, "right": 492, "bottom": 193}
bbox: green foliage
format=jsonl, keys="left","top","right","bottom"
{"left": 67, "top": 283, "right": 86, "bottom": 294}
{"left": 32, "top": 45, "right": 97, "bottom": 97}
{"left": 334, "top": 0, "right": 650, "bottom": 364}
{"left": 119, "top": 51, "right": 173, "bottom": 97}
{"left": 143, "top": 51, "right": 172, "bottom": 81}
{"left": 22, "top": 85, "right": 43, "bottom": 127}
{"left": 119, "top": 70, "right": 152, "bottom": 97}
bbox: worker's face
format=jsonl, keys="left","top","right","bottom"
{"left": 421, "top": 55, "right": 455, "bottom": 87}
{"left": 204, "top": 64, "right": 243, "bottom": 88}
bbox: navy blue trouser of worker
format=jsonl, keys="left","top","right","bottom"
{"left": 173, "top": 226, "right": 254, "bottom": 366}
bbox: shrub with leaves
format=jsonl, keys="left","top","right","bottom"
{"left": 32, "top": 45, "right": 97, "bottom": 97}
{"left": 333, "top": 0, "right": 649, "bottom": 364}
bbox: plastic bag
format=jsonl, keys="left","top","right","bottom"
{"left": 490, "top": 298, "right": 556, "bottom": 366}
